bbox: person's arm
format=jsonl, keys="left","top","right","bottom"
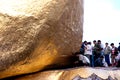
{"left": 107, "top": 46, "right": 111, "bottom": 53}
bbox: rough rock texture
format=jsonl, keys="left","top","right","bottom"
{"left": 7, "top": 67, "right": 120, "bottom": 80}
{"left": 0, "top": 0, "right": 83, "bottom": 79}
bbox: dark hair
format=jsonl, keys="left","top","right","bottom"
{"left": 93, "top": 40, "right": 96, "bottom": 42}
{"left": 87, "top": 42, "right": 91, "bottom": 44}
{"left": 111, "top": 43, "right": 114, "bottom": 46}
{"left": 84, "top": 41, "right": 87, "bottom": 43}
{"left": 105, "top": 43, "right": 108, "bottom": 45}
{"left": 98, "top": 40, "right": 101, "bottom": 42}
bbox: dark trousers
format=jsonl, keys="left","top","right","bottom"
{"left": 85, "top": 54, "right": 93, "bottom": 67}
{"left": 91, "top": 55, "right": 94, "bottom": 67}
{"left": 105, "top": 54, "right": 110, "bottom": 66}
{"left": 116, "top": 60, "right": 120, "bottom": 67}
{"left": 94, "top": 52, "right": 101, "bottom": 67}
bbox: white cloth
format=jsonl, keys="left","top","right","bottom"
{"left": 79, "top": 54, "right": 90, "bottom": 64}
{"left": 84, "top": 44, "right": 92, "bottom": 55}
{"left": 115, "top": 53, "right": 120, "bottom": 61}
{"left": 101, "top": 43, "right": 104, "bottom": 54}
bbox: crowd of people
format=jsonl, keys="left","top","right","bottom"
{"left": 74, "top": 40, "right": 120, "bottom": 67}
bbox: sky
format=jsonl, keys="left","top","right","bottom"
{"left": 83, "top": 0, "right": 120, "bottom": 47}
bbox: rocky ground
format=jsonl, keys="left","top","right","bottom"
{"left": 1, "top": 67, "right": 120, "bottom": 80}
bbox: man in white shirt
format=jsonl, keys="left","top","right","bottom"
{"left": 103, "top": 43, "right": 111, "bottom": 66}
{"left": 84, "top": 42, "right": 93, "bottom": 66}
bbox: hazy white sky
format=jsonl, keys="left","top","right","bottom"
{"left": 83, "top": 0, "right": 120, "bottom": 47}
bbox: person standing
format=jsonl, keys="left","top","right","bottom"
{"left": 110, "top": 43, "right": 118, "bottom": 67}
{"left": 95, "top": 40, "right": 103, "bottom": 59}
{"left": 103, "top": 43, "right": 111, "bottom": 66}
{"left": 118, "top": 43, "right": 120, "bottom": 53}
{"left": 92, "top": 40, "right": 97, "bottom": 66}
{"left": 98, "top": 40, "right": 104, "bottom": 55}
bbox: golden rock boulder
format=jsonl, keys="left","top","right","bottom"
{"left": 0, "top": 0, "right": 83, "bottom": 78}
